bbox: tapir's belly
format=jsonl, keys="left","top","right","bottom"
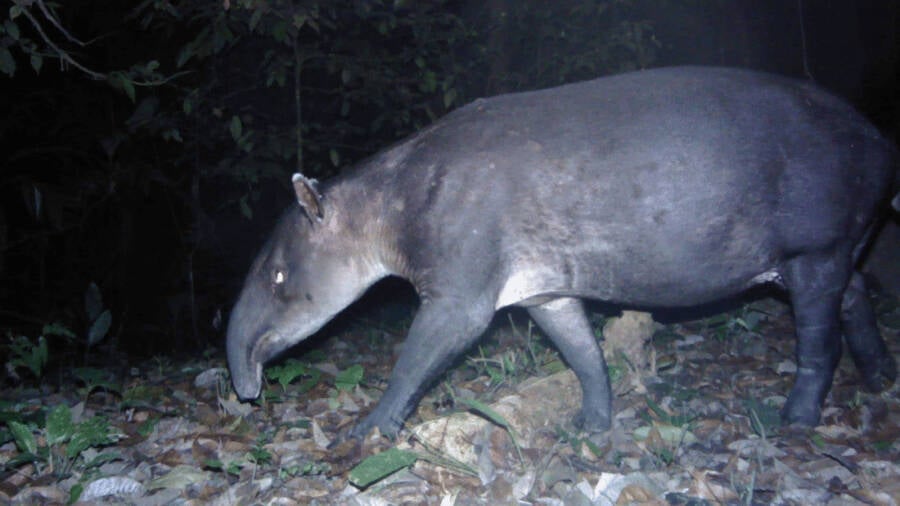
{"left": 495, "top": 236, "right": 781, "bottom": 309}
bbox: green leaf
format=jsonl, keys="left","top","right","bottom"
{"left": 420, "top": 71, "right": 437, "bottom": 93}
{"left": 239, "top": 195, "right": 252, "bottom": 219}
{"left": 122, "top": 78, "right": 136, "bottom": 102}
{"left": 68, "top": 483, "right": 83, "bottom": 504}
{"left": 8, "top": 421, "right": 36, "bottom": 455}
{"left": 85, "top": 282, "right": 103, "bottom": 321}
{"left": 645, "top": 396, "right": 693, "bottom": 426}
{"left": 229, "top": 115, "right": 242, "bottom": 142}
{"left": 87, "top": 310, "right": 111, "bottom": 347}
{"left": 9, "top": 5, "right": 23, "bottom": 19}
{"left": 0, "top": 47, "right": 16, "bottom": 77}
{"left": 9, "top": 335, "right": 48, "bottom": 378}
{"left": 5, "top": 19, "right": 20, "bottom": 40}
{"left": 146, "top": 60, "right": 159, "bottom": 72}
{"left": 84, "top": 450, "right": 120, "bottom": 469}
{"left": 349, "top": 447, "right": 418, "bottom": 488}
{"left": 108, "top": 73, "right": 135, "bottom": 102}
{"left": 249, "top": 8, "right": 263, "bottom": 31}
{"left": 176, "top": 46, "right": 194, "bottom": 68}
{"left": 272, "top": 20, "right": 288, "bottom": 42}
{"left": 73, "top": 367, "right": 120, "bottom": 396}
{"left": 204, "top": 458, "right": 223, "bottom": 471}
{"left": 329, "top": 148, "right": 339, "bottom": 167}
{"left": 266, "top": 359, "right": 320, "bottom": 392}
{"left": 46, "top": 404, "right": 75, "bottom": 446}
{"left": 148, "top": 465, "right": 210, "bottom": 490}
{"left": 67, "top": 416, "right": 113, "bottom": 459}
{"left": 137, "top": 417, "right": 159, "bottom": 437}
{"left": 335, "top": 364, "right": 364, "bottom": 391}
{"left": 43, "top": 322, "right": 74, "bottom": 339}
{"left": 743, "top": 398, "right": 781, "bottom": 436}
{"left": 632, "top": 423, "right": 698, "bottom": 445}
{"left": 443, "top": 88, "right": 457, "bottom": 109}
{"left": 459, "top": 397, "right": 511, "bottom": 429}
{"left": 165, "top": 128, "right": 183, "bottom": 143}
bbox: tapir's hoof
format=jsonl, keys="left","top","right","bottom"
{"left": 348, "top": 413, "right": 403, "bottom": 441}
{"left": 780, "top": 401, "right": 821, "bottom": 427}
{"left": 573, "top": 409, "right": 612, "bottom": 433}
{"left": 861, "top": 355, "right": 897, "bottom": 393}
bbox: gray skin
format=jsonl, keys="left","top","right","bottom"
{"left": 227, "top": 66, "right": 898, "bottom": 439}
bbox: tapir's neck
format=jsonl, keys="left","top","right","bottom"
{"left": 321, "top": 172, "right": 413, "bottom": 286}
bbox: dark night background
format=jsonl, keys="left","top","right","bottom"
{"left": 1, "top": 0, "right": 898, "bottom": 368}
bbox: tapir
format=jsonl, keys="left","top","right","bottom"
{"left": 227, "top": 66, "right": 898, "bottom": 439}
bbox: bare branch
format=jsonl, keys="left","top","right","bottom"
{"left": 17, "top": 2, "right": 106, "bottom": 80}
{"left": 36, "top": 0, "right": 86, "bottom": 47}
{"left": 15, "top": 1, "right": 191, "bottom": 87}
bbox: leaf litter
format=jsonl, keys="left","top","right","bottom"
{"left": 1, "top": 295, "right": 898, "bottom": 505}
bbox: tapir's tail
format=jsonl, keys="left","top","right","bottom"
{"left": 894, "top": 165, "right": 900, "bottom": 211}
{"left": 892, "top": 145, "right": 900, "bottom": 211}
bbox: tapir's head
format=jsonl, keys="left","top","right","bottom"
{"left": 227, "top": 173, "right": 386, "bottom": 400}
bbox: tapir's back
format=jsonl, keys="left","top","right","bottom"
{"left": 374, "top": 66, "right": 895, "bottom": 306}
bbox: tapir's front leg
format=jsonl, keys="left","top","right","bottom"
{"left": 349, "top": 296, "right": 495, "bottom": 439}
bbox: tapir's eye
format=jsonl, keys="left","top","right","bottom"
{"left": 273, "top": 269, "right": 286, "bottom": 285}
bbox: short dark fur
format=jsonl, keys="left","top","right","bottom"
{"left": 228, "top": 66, "right": 898, "bottom": 440}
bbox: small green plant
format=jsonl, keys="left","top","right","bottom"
{"left": 265, "top": 358, "right": 322, "bottom": 394}
{"left": 648, "top": 443, "right": 676, "bottom": 466}
{"left": 6, "top": 323, "right": 76, "bottom": 382}
{"left": 279, "top": 461, "right": 329, "bottom": 479}
{"left": 7, "top": 333, "right": 48, "bottom": 380}
{"left": 644, "top": 396, "right": 696, "bottom": 427}
{"left": 703, "top": 304, "right": 770, "bottom": 341}
{"left": 744, "top": 398, "right": 781, "bottom": 437}
{"left": 204, "top": 458, "right": 244, "bottom": 476}
{"left": 73, "top": 367, "right": 122, "bottom": 401}
{"left": 555, "top": 426, "right": 605, "bottom": 459}
{"left": 335, "top": 364, "right": 365, "bottom": 391}
{"left": 634, "top": 422, "right": 694, "bottom": 468}
{"left": 249, "top": 440, "right": 273, "bottom": 466}
{"left": 467, "top": 347, "right": 527, "bottom": 387}
{"left": 5, "top": 404, "right": 119, "bottom": 477}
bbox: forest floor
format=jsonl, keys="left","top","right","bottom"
{"left": 2, "top": 288, "right": 899, "bottom": 505}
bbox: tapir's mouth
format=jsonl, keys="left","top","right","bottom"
{"left": 233, "top": 360, "right": 263, "bottom": 401}
{"left": 230, "top": 330, "right": 277, "bottom": 401}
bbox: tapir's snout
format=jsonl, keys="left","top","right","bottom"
{"left": 229, "top": 352, "right": 263, "bottom": 401}
{"left": 226, "top": 327, "right": 265, "bottom": 401}
{"left": 226, "top": 291, "right": 269, "bottom": 401}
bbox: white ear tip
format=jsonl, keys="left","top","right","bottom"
{"left": 291, "top": 173, "right": 302, "bottom": 182}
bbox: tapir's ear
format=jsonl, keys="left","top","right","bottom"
{"left": 292, "top": 173, "right": 324, "bottom": 223}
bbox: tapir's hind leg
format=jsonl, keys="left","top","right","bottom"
{"left": 840, "top": 271, "right": 897, "bottom": 392}
{"left": 528, "top": 298, "right": 612, "bottom": 432}
{"left": 781, "top": 251, "right": 849, "bottom": 426}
